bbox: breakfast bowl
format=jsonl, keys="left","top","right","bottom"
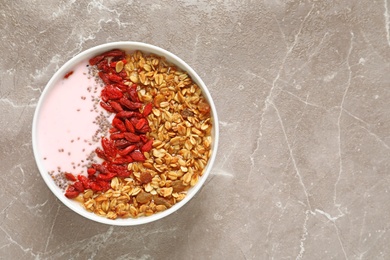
{"left": 32, "top": 42, "right": 219, "bottom": 226}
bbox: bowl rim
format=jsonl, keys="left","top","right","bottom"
{"left": 32, "top": 41, "right": 219, "bottom": 226}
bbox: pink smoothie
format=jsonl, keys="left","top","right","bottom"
{"left": 37, "top": 60, "right": 109, "bottom": 182}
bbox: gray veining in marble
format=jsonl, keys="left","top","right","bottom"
{"left": 1, "top": 0, "right": 390, "bottom": 259}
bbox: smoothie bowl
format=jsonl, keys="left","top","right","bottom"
{"left": 32, "top": 42, "right": 219, "bottom": 226}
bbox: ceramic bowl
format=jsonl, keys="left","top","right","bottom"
{"left": 32, "top": 42, "right": 219, "bottom": 225}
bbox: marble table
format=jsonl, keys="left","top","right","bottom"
{"left": 1, "top": 0, "right": 390, "bottom": 259}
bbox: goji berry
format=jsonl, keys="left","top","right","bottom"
{"left": 87, "top": 168, "right": 96, "bottom": 176}
{"left": 64, "top": 71, "right": 74, "bottom": 79}
{"left": 116, "top": 170, "right": 131, "bottom": 178}
{"left": 89, "top": 55, "right": 104, "bottom": 65}
{"left": 116, "top": 111, "right": 142, "bottom": 119}
{"left": 74, "top": 181, "right": 85, "bottom": 192}
{"left": 118, "top": 70, "right": 127, "bottom": 79}
{"left": 110, "top": 132, "right": 125, "bottom": 140}
{"left": 114, "top": 139, "right": 132, "bottom": 149}
{"left": 112, "top": 118, "right": 126, "bottom": 132}
{"left": 90, "top": 182, "right": 103, "bottom": 192}
{"left": 143, "top": 103, "right": 153, "bottom": 117}
{"left": 124, "top": 132, "right": 141, "bottom": 143}
{"left": 110, "top": 101, "right": 123, "bottom": 112}
{"left": 101, "top": 137, "right": 117, "bottom": 158}
{"left": 78, "top": 175, "right": 90, "bottom": 189}
{"left": 127, "top": 84, "right": 140, "bottom": 102}
{"left": 100, "top": 101, "right": 115, "bottom": 113}
{"left": 65, "top": 187, "right": 79, "bottom": 199}
{"left": 109, "top": 127, "right": 119, "bottom": 133}
{"left": 139, "top": 134, "right": 148, "bottom": 143}
{"left": 101, "top": 49, "right": 125, "bottom": 58}
{"left": 130, "top": 150, "right": 146, "bottom": 162}
{"left": 112, "top": 156, "right": 133, "bottom": 164}
{"left": 108, "top": 74, "right": 123, "bottom": 83}
{"left": 118, "top": 144, "right": 137, "bottom": 156}
{"left": 95, "top": 148, "right": 108, "bottom": 160}
{"left": 129, "top": 117, "right": 139, "bottom": 127}
{"left": 106, "top": 163, "right": 126, "bottom": 174}
{"left": 99, "top": 71, "right": 111, "bottom": 85}
{"left": 97, "top": 172, "right": 116, "bottom": 181}
{"left": 96, "top": 60, "right": 111, "bottom": 72}
{"left": 96, "top": 180, "right": 111, "bottom": 191}
{"left": 124, "top": 119, "right": 135, "bottom": 133}
{"left": 101, "top": 85, "right": 123, "bottom": 101}
{"left": 119, "top": 97, "right": 142, "bottom": 111}
{"left": 135, "top": 118, "right": 147, "bottom": 130}
{"left": 141, "top": 139, "right": 154, "bottom": 153}
{"left": 64, "top": 172, "right": 77, "bottom": 181}
{"left": 137, "top": 124, "right": 151, "bottom": 134}
{"left": 92, "top": 163, "right": 108, "bottom": 174}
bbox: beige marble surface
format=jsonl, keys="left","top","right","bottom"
{"left": 1, "top": 0, "right": 390, "bottom": 259}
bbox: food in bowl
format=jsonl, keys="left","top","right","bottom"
{"left": 33, "top": 43, "right": 217, "bottom": 223}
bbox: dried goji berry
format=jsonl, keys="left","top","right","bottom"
{"left": 135, "top": 118, "right": 147, "bottom": 130}
{"left": 106, "top": 163, "right": 125, "bottom": 173}
{"left": 119, "top": 97, "right": 142, "bottom": 111}
{"left": 90, "top": 182, "right": 103, "bottom": 192}
{"left": 64, "top": 172, "right": 77, "bottom": 181}
{"left": 99, "top": 71, "right": 111, "bottom": 85}
{"left": 101, "top": 49, "right": 125, "bottom": 58}
{"left": 129, "top": 117, "right": 139, "bottom": 127}
{"left": 118, "top": 69, "right": 127, "bottom": 79}
{"left": 139, "top": 135, "right": 148, "bottom": 143}
{"left": 110, "top": 132, "right": 125, "bottom": 140}
{"left": 124, "top": 132, "right": 141, "bottom": 143}
{"left": 73, "top": 181, "right": 85, "bottom": 192}
{"left": 141, "top": 139, "right": 154, "bottom": 153}
{"left": 78, "top": 175, "right": 90, "bottom": 189}
{"left": 130, "top": 150, "right": 146, "bottom": 162}
{"left": 97, "top": 172, "right": 116, "bottom": 181}
{"left": 108, "top": 74, "right": 123, "bottom": 83}
{"left": 116, "top": 170, "right": 131, "bottom": 178}
{"left": 87, "top": 168, "right": 96, "bottom": 176}
{"left": 95, "top": 147, "right": 108, "bottom": 161}
{"left": 124, "top": 119, "right": 135, "bottom": 133}
{"left": 114, "top": 139, "right": 132, "bottom": 149}
{"left": 89, "top": 55, "right": 105, "bottom": 65}
{"left": 65, "top": 186, "right": 79, "bottom": 199}
{"left": 109, "top": 127, "right": 119, "bottom": 133}
{"left": 96, "top": 60, "right": 111, "bottom": 72}
{"left": 110, "top": 101, "right": 123, "bottom": 112}
{"left": 143, "top": 103, "right": 153, "bottom": 117}
{"left": 101, "top": 137, "right": 117, "bottom": 158}
{"left": 96, "top": 180, "right": 111, "bottom": 191}
{"left": 64, "top": 71, "right": 74, "bottom": 79}
{"left": 118, "top": 144, "right": 137, "bottom": 156}
{"left": 112, "top": 156, "right": 133, "bottom": 164}
{"left": 100, "top": 101, "right": 115, "bottom": 113}
{"left": 101, "top": 85, "right": 123, "bottom": 102}
{"left": 105, "top": 162, "right": 132, "bottom": 177}
{"left": 92, "top": 163, "right": 108, "bottom": 174}
{"left": 116, "top": 111, "right": 142, "bottom": 119}
{"left": 112, "top": 118, "right": 127, "bottom": 132}
{"left": 127, "top": 84, "right": 140, "bottom": 102}
{"left": 137, "top": 124, "right": 151, "bottom": 134}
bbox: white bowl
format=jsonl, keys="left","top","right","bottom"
{"left": 32, "top": 42, "right": 219, "bottom": 226}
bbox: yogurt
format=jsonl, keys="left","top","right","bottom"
{"left": 36, "top": 60, "right": 109, "bottom": 185}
